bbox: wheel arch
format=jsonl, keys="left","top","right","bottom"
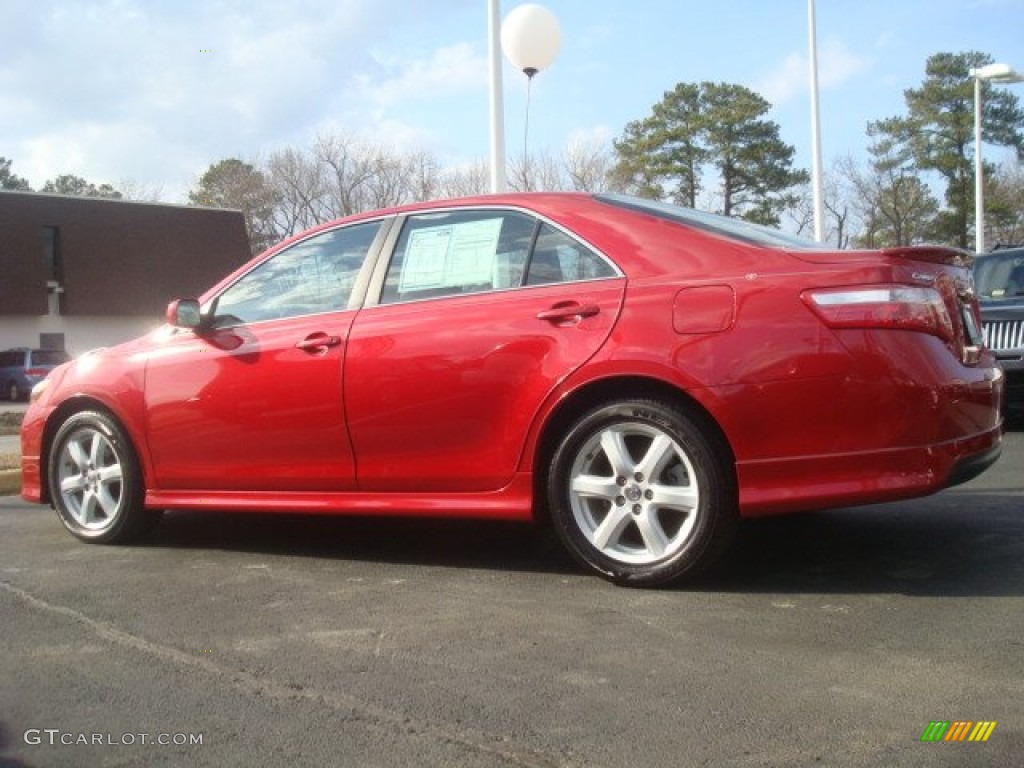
{"left": 530, "top": 375, "right": 736, "bottom": 524}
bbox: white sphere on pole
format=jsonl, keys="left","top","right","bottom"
{"left": 500, "top": 4, "right": 562, "bottom": 77}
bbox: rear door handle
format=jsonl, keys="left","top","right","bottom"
{"left": 295, "top": 333, "right": 342, "bottom": 353}
{"left": 536, "top": 302, "right": 601, "bottom": 323}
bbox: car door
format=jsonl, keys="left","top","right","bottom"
{"left": 143, "top": 219, "right": 387, "bottom": 491}
{"left": 345, "top": 208, "right": 626, "bottom": 492}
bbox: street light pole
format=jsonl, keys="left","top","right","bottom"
{"left": 973, "top": 73, "right": 985, "bottom": 254}
{"left": 807, "top": 0, "right": 826, "bottom": 243}
{"left": 969, "top": 62, "right": 1024, "bottom": 253}
{"left": 488, "top": 0, "right": 507, "bottom": 193}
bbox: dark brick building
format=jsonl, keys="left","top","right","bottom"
{"left": 0, "top": 191, "right": 251, "bottom": 355}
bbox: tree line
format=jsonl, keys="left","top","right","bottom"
{"left": 4, "top": 49, "right": 1022, "bottom": 253}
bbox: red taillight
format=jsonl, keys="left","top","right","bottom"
{"left": 25, "top": 368, "right": 48, "bottom": 376}
{"left": 802, "top": 285, "right": 954, "bottom": 341}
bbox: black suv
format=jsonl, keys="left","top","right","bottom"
{"left": 974, "top": 247, "right": 1024, "bottom": 419}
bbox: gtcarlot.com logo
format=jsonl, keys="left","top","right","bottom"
{"left": 920, "top": 721, "right": 997, "bottom": 743}
{"left": 24, "top": 729, "right": 204, "bottom": 747}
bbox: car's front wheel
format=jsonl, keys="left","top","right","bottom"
{"left": 548, "top": 399, "right": 737, "bottom": 587}
{"left": 48, "top": 410, "right": 161, "bottom": 543}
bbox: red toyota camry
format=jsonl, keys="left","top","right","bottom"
{"left": 20, "top": 193, "right": 1004, "bottom": 586}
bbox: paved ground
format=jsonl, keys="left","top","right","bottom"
{"left": 0, "top": 429, "right": 1021, "bottom": 768}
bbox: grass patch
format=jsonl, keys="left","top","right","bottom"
{"left": 0, "top": 472, "right": 21, "bottom": 496}
{"left": 0, "top": 411, "right": 24, "bottom": 437}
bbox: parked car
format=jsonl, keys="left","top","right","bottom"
{"left": 0, "top": 347, "right": 70, "bottom": 401}
{"left": 19, "top": 194, "right": 1004, "bottom": 586}
{"left": 974, "top": 247, "right": 1024, "bottom": 419}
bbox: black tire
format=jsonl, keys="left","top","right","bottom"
{"left": 48, "top": 410, "right": 161, "bottom": 543}
{"left": 547, "top": 399, "right": 737, "bottom": 587}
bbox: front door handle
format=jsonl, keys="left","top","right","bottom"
{"left": 295, "top": 333, "right": 342, "bottom": 353}
{"left": 536, "top": 302, "right": 601, "bottom": 323}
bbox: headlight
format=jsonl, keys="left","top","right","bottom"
{"left": 29, "top": 378, "right": 51, "bottom": 404}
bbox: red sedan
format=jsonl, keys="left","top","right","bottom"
{"left": 20, "top": 193, "right": 1004, "bottom": 586}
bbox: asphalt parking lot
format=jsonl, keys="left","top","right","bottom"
{"left": 1, "top": 427, "right": 1021, "bottom": 768}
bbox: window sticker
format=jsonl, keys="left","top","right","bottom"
{"left": 399, "top": 218, "right": 503, "bottom": 292}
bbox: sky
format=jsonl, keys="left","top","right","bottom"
{"left": 2, "top": 0, "right": 1023, "bottom": 203}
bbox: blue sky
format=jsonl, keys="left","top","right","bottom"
{"left": 2, "top": 0, "right": 1023, "bottom": 202}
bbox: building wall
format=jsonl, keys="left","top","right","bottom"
{"left": 0, "top": 191, "right": 252, "bottom": 354}
{"left": 0, "top": 315, "right": 161, "bottom": 357}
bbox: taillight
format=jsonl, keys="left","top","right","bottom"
{"left": 25, "top": 368, "right": 48, "bottom": 376}
{"left": 802, "top": 285, "right": 954, "bottom": 341}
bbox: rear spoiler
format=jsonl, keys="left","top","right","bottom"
{"left": 788, "top": 245, "right": 974, "bottom": 267}
{"left": 881, "top": 246, "right": 973, "bottom": 268}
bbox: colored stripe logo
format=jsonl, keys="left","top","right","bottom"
{"left": 920, "top": 721, "right": 996, "bottom": 742}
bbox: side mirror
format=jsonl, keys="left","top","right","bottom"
{"left": 166, "top": 298, "right": 202, "bottom": 329}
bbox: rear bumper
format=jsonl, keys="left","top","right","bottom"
{"left": 737, "top": 425, "right": 1003, "bottom": 518}
{"left": 946, "top": 440, "right": 1002, "bottom": 487}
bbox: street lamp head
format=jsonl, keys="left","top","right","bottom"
{"left": 500, "top": 3, "right": 562, "bottom": 78}
{"left": 970, "top": 62, "right": 1024, "bottom": 83}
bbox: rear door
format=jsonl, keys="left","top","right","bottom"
{"left": 344, "top": 208, "right": 626, "bottom": 492}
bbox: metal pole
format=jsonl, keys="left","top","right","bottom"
{"left": 488, "top": 0, "right": 507, "bottom": 193}
{"left": 974, "top": 74, "right": 984, "bottom": 253}
{"left": 808, "top": 0, "right": 825, "bottom": 243}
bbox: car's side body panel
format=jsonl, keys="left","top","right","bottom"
{"left": 20, "top": 193, "right": 1003, "bottom": 532}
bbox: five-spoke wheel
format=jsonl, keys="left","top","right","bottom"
{"left": 548, "top": 399, "right": 736, "bottom": 586}
{"left": 48, "top": 411, "right": 159, "bottom": 543}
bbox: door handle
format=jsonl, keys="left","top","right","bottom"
{"left": 536, "top": 302, "right": 601, "bottom": 323}
{"left": 295, "top": 333, "right": 342, "bottom": 353}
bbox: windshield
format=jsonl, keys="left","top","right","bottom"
{"left": 974, "top": 249, "right": 1024, "bottom": 301}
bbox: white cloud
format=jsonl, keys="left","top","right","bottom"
{"left": 566, "top": 125, "right": 615, "bottom": 149}
{"left": 2, "top": 0, "right": 420, "bottom": 193}
{"left": 875, "top": 30, "right": 896, "bottom": 50}
{"left": 754, "top": 38, "right": 872, "bottom": 106}
{"left": 357, "top": 42, "right": 489, "bottom": 111}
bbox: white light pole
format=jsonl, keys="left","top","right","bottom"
{"left": 807, "top": 0, "right": 825, "bottom": 243}
{"left": 488, "top": 0, "right": 506, "bottom": 193}
{"left": 969, "top": 62, "right": 1024, "bottom": 253}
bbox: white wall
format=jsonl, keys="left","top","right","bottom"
{"left": 0, "top": 315, "right": 163, "bottom": 357}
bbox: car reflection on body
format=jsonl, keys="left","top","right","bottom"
{"left": 20, "top": 193, "right": 1004, "bottom": 586}
{"left": 974, "top": 246, "right": 1024, "bottom": 420}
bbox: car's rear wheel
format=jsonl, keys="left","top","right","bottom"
{"left": 548, "top": 399, "right": 737, "bottom": 587}
{"left": 48, "top": 410, "right": 161, "bottom": 543}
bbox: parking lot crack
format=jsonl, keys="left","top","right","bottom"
{"left": 1, "top": 578, "right": 572, "bottom": 768}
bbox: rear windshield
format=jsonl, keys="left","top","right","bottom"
{"left": 595, "top": 193, "right": 818, "bottom": 250}
{"left": 974, "top": 250, "right": 1024, "bottom": 301}
{"left": 31, "top": 350, "right": 70, "bottom": 366}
